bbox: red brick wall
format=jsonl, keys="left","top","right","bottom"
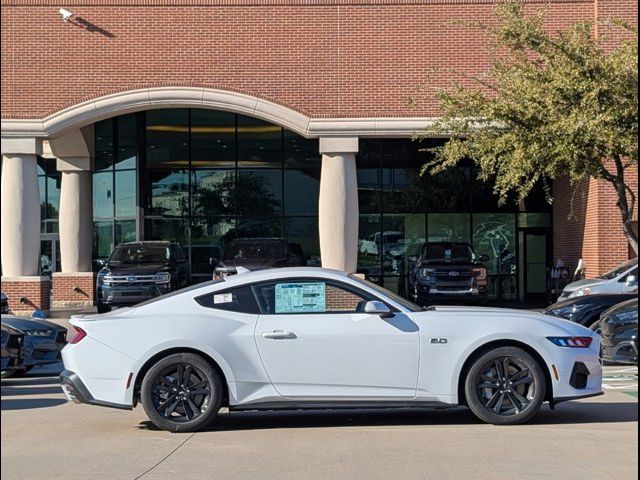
{"left": 553, "top": 165, "right": 638, "bottom": 279}
{"left": 1, "top": 0, "right": 611, "bottom": 120}
{"left": 52, "top": 273, "right": 96, "bottom": 308}
{"left": 1, "top": 278, "right": 51, "bottom": 315}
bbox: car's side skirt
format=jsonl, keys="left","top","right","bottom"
{"left": 229, "top": 400, "right": 458, "bottom": 412}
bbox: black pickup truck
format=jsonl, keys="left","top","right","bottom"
{"left": 408, "top": 242, "right": 489, "bottom": 305}
{"left": 96, "top": 241, "right": 189, "bottom": 313}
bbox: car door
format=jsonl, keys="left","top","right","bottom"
{"left": 253, "top": 278, "right": 420, "bottom": 399}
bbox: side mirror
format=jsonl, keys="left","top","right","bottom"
{"left": 479, "top": 254, "right": 490, "bottom": 262}
{"left": 363, "top": 300, "right": 394, "bottom": 318}
{"left": 625, "top": 274, "right": 638, "bottom": 286}
{"left": 209, "top": 257, "right": 219, "bottom": 266}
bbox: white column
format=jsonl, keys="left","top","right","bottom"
{"left": 0, "top": 138, "right": 42, "bottom": 277}
{"left": 49, "top": 129, "right": 93, "bottom": 273}
{"left": 59, "top": 170, "right": 92, "bottom": 272}
{"left": 318, "top": 137, "right": 359, "bottom": 273}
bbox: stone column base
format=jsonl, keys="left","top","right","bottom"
{"left": 1, "top": 276, "right": 51, "bottom": 316}
{"left": 52, "top": 272, "right": 96, "bottom": 308}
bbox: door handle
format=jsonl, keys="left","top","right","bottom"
{"left": 262, "top": 330, "right": 297, "bottom": 340}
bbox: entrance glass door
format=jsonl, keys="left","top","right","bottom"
{"left": 40, "top": 234, "right": 60, "bottom": 277}
{"left": 524, "top": 232, "right": 548, "bottom": 300}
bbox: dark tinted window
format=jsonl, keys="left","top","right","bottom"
{"left": 110, "top": 245, "right": 170, "bottom": 263}
{"left": 195, "top": 285, "right": 260, "bottom": 314}
{"left": 223, "top": 241, "right": 285, "bottom": 260}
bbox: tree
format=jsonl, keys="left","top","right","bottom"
{"left": 417, "top": 2, "right": 638, "bottom": 253}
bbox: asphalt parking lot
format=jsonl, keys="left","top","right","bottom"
{"left": 1, "top": 361, "right": 637, "bottom": 480}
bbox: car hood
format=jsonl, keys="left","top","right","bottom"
{"left": 413, "top": 305, "right": 586, "bottom": 332}
{"left": 103, "top": 263, "right": 171, "bottom": 275}
{"left": 563, "top": 278, "right": 605, "bottom": 292}
{"left": 218, "top": 259, "right": 282, "bottom": 270}
{"left": 1, "top": 315, "right": 64, "bottom": 332}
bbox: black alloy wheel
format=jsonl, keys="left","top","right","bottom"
{"left": 465, "top": 346, "right": 545, "bottom": 425}
{"left": 141, "top": 353, "right": 222, "bottom": 432}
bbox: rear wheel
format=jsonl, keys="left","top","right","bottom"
{"left": 141, "top": 353, "right": 222, "bottom": 433}
{"left": 464, "top": 346, "right": 546, "bottom": 425}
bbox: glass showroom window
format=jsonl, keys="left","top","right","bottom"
{"left": 92, "top": 114, "right": 138, "bottom": 268}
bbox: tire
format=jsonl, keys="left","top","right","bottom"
{"left": 141, "top": 353, "right": 223, "bottom": 433}
{"left": 464, "top": 346, "right": 546, "bottom": 425}
{"left": 96, "top": 303, "right": 111, "bottom": 314}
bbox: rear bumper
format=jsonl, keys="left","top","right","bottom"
{"left": 59, "top": 369, "right": 132, "bottom": 410}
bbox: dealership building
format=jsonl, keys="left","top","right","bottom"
{"left": 1, "top": 0, "right": 637, "bottom": 315}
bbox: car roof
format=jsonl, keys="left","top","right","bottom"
{"left": 118, "top": 241, "right": 175, "bottom": 247}
{"left": 228, "top": 238, "right": 286, "bottom": 243}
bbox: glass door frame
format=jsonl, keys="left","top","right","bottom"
{"left": 518, "top": 228, "right": 551, "bottom": 303}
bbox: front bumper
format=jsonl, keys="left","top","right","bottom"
{"left": 98, "top": 284, "right": 170, "bottom": 306}
{"left": 23, "top": 335, "right": 66, "bottom": 367}
{"left": 59, "top": 369, "right": 132, "bottom": 410}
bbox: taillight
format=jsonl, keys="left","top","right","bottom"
{"left": 473, "top": 267, "right": 487, "bottom": 281}
{"left": 546, "top": 336, "right": 593, "bottom": 348}
{"left": 69, "top": 327, "right": 87, "bottom": 344}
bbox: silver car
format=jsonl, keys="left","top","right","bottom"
{"left": 559, "top": 258, "right": 638, "bottom": 300}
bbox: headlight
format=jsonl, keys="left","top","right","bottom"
{"left": 98, "top": 273, "right": 112, "bottom": 286}
{"left": 154, "top": 273, "right": 171, "bottom": 284}
{"left": 24, "top": 329, "right": 53, "bottom": 337}
{"left": 569, "top": 287, "right": 591, "bottom": 298}
{"left": 418, "top": 268, "right": 436, "bottom": 279}
{"left": 549, "top": 303, "right": 591, "bottom": 319}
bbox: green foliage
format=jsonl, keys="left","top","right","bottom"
{"left": 418, "top": 2, "right": 638, "bottom": 250}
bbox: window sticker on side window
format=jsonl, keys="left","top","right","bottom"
{"left": 214, "top": 293, "right": 233, "bottom": 304}
{"left": 275, "top": 283, "right": 325, "bottom": 313}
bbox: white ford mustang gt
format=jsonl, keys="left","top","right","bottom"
{"left": 61, "top": 267, "right": 603, "bottom": 432}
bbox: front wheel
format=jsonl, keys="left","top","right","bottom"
{"left": 141, "top": 353, "right": 223, "bottom": 433}
{"left": 464, "top": 346, "right": 546, "bottom": 425}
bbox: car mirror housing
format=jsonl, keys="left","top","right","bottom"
{"left": 209, "top": 257, "right": 219, "bottom": 266}
{"left": 625, "top": 274, "right": 638, "bottom": 286}
{"left": 363, "top": 301, "right": 394, "bottom": 318}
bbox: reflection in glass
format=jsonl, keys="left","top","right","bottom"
{"left": 190, "top": 170, "right": 235, "bottom": 216}
{"left": 357, "top": 214, "right": 382, "bottom": 279}
{"left": 116, "top": 114, "right": 138, "bottom": 170}
{"left": 146, "top": 109, "right": 189, "bottom": 169}
{"left": 94, "top": 120, "right": 114, "bottom": 172}
{"left": 191, "top": 110, "right": 235, "bottom": 167}
{"left": 518, "top": 212, "right": 550, "bottom": 229}
{"left": 284, "top": 169, "right": 319, "bottom": 215}
{"left": 357, "top": 167, "right": 381, "bottom": 214}
{"left": 144, "top": 218, "right": 188, "bottom": 245}
{"left": 115, "top": 170, "right": 136, "bottom": 217}
{"left": 115, "top": 220, "right": 136, "bottom": 244}
{"left": 93, "top": 221, "right": 114, "bottom": 259}
{"left": 235, "top": 218, "right": 283, "bottom": 240}
{"left": 428, "top": 213, "right": 470, "bottom": 243}
{"left": 147, "top": 170, "right": 189, "bottom": 217}
{"left": 285, "top": 217, "right": 320, "bottom": 266}
{"left": 236, "top": 170, "right": 282, "bottom": 216}
{"left": 284, "top": 131, "right": 320, "bottom": 168}
{"left": 238, "top": 115, "right": 282, "bottom": 168}
{"left": 473, "top": 213, "right": 517, "bottom": 300}
{"left": 93, "top": 172, "right": 114, "bottom": 219}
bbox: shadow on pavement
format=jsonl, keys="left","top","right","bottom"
{"left": 137, "top": 400, "right": 637, "bottom": 432}
{"left": 1, "top": 375, "right": 65, "bottom": 410}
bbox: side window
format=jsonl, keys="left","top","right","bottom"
{"left": 195, "top": 285, "right": 260, "bottom": 314}
{"left": 620, "top": 267, "right": 637, "bottom": 282}
{"left": 254, "top": 279, "right": 376, "bottom": 314}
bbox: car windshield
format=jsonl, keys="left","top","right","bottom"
{"left": 223, "top": 242, "right": 284, "bottom": 260}
{"left": 348, "top": 274, "right": 423, "bottom": 312}
{"left": 600, "top": 259, "right": 637, "bottom": 280}
{"left": 110, "top": 245, "right": 170, "bottom": 264}
{"left": 422, "top": 243, "right": 475, "bottom": 264}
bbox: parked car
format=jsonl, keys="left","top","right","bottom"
{"left": 559, "top": 258, "right": 637, "bottom": 300}
{"left": 359, "top": 231, "right": 405, "bottom": 256}
{"left": 214, "top": 238, "right": 305, "bottom": 277}
{"left": 1, "top": 292, "right": 8, "bottom": 314}
{"left": 596, "top": 299, "right": 638, "bottom": 365}
{"left": 1, "top": 324, "right": 24, "bottom": 378}
{"left": 96, "top": 241, "right": 190, "bottom": 313}
{"left": 61, "top": 266, "right": 602, "bottom": 432}
{"left": 544, "top": 293, "right": 638, "bottom": 328}
{"left": 1, "top": 315, "right": 67, "bottom": 376}
{"left": 408, "top": 242, "right": 489, "bottom": 305}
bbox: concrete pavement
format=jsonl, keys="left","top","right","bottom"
{"left": 1, "top": 364, "right": 637, "bottom": 480}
